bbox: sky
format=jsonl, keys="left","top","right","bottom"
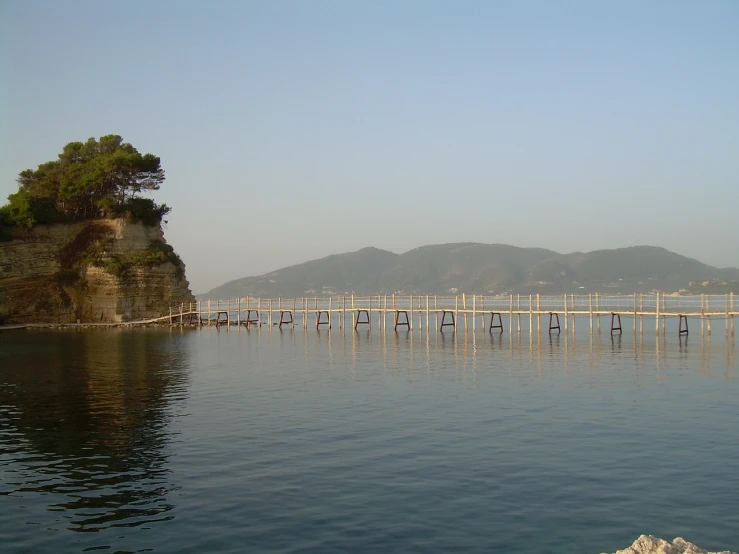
{"left": 1, "top": 0, "right": 738, "bottom": 294}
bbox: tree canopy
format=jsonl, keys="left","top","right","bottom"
{"left": 0, "top": 135, "right": 171, "bottom": 227}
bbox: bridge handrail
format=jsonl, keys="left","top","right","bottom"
{"left": 184, "top": 293, "right": 736, "bottom": 316}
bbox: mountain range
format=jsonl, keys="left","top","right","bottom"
{"left": 200, "top": 243, "right": 739, "bottom": 298}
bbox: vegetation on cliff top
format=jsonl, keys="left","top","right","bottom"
{"left": 0, "top": 135, "right": 170, "bottom": 228}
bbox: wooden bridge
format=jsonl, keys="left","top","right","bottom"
{"left": 164, "top": 293, "right": 736, "bottom": 338}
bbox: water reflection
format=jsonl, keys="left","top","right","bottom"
{"left": 0, "top": 329, "right": 190, "bottom": 534}
{"left": 2, "top": 325, "right": 735, "bottom": 554}
{"left": 611, "top": 333, "right": 623, "bottom": 352}
{"left": 321, "top": 324, "right": 737, "bottom": 383}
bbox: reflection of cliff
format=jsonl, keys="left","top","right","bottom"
{"left": 0, "top": 329, "right": 190, "bottom": 531}
{"left": 0, "top": 219, "right": 194, "bottom": 323}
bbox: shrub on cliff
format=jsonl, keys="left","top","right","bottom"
{"left": 0, "top": 210, "right": 11, "bottom": 241}
{"left": 0, "top": 190, "right": 61, "bottom": 227}
{"left": 98, "top": 240, "right": 185, "bottom": 280}
{"left": 1, "top": 135, "right": 170, "bottom": 227}
{"left": 117, "top": 198, "right": 171, "bottom": 226}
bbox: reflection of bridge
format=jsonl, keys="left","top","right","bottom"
{"left": 163, "top": 293, "right": 736, "bottom": 338}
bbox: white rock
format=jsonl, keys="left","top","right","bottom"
{"left": 603, "top": 535, "right": 736, "bottom": 554}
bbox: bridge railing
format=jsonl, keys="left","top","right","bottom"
{"left": 186, "top": 293, "right": 735, "bottom": 317}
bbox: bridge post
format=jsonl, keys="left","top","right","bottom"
{"left": 633, "top": 293, "right": 637, "bottom": 335}
{"left": 571, "top": 295, "right": 576, "bottom": 334}
{"left": 426, "top": 295, "right": 430, "bottom": 332}
{"left": 589, "top": 294, "right": 593, "bottom": 333}
{"left": 537, "top": 294, "right": 541, "bottom": 335}
{"left": 516, "top": 294, "right": 521, "bottom": 334}
{"left": 509, "top": 294, "right": 513, "bottom": 335}
{"left": 527, "top": 295, "right": 532, "bottom": 336}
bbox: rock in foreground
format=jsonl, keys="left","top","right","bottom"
{"left": 606, "top": 535, "right": 736, "bottom": 554}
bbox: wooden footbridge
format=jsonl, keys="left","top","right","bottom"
{"left": 165, "top": 293, "right": 736, "bottom": 338}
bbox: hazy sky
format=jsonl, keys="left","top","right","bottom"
{"left": 2, "top": 0, "right": 738, "bottom": 293}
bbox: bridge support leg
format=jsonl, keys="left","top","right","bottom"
{"left": 215, "top": 311, "right": 228, "bottom": 329}
{"left": 440, "top": 310, "right": 455, "bottom": 331}
{"left": 678, "top": 315, "right": 688, "bottom": 335}
{"left": 611, "top": 313, "right": 622, "bottom": 335}
{"left": 354, "top": 309, "right": 370, "bottom": 330}
{"left": 316, "top": 310, "right": 331, "bottom": 329}
{"left": 243, "top": 310, "right": 259, "bottom": 327}
{"left": 488, "top": 312, "right": 503, "bottom": 333}
{"left": 548, "top": 313, "right": 560, "bottom": 334}
{"left": 278, "top": 311, "right": 294, "bottom": 328}
{"left": 394, "top": 310, "right": 410, "bottom": 331}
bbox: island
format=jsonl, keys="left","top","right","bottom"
{"left": 0, "top": 135, "right": 194, "bottom": 324}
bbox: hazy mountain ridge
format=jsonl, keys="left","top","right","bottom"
{"left": 201, "top": 243, "right": 739, "bottom": 298}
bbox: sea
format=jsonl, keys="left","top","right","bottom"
{"left": 1, "top": 321, "right": 737, "bottom": 553}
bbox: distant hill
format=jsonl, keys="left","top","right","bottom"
{"left": 201, "top": 243, "right": 739, "bottom": 298}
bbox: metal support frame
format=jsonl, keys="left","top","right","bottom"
{"left": 278, "top": 311, "right": 294, "bottom": 328}
{"left": 243, "top": 309, "right": 259, "bottom": 327}
{"left": 215, "top": 311, "right": 229, "bottom": 328}
{"left": 679, "top": 315, "right": 689, "bottom": 335}
{"left": 488, "top": 312, "right": 503, "bottom": 333}
{"left": 354, "top": 309, "right": 370, "bottom": 330}
{"left": 440, "top": 310, "right": 455, "bottom": 331}
{"left": 394, "top": 310, "right": 410, "bottom": 331}
{"left": 610, "top": 313, "right": 622, "bottom": 335}
{"left": 316, "top": 310, "right": 331, "bottom": 329}
{"left": 548, "top": 312, "right": 560, "bottom": 333}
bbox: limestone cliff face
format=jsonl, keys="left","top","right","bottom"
{"left": 0, "top": 219, "right": 194, "bottom": 323}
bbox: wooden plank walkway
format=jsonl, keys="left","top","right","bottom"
{"left": 3, "top": 293, "right": 734, "bottom": 338}
{"left": 165, "top": 293, "right": 736, "bottom": 338}
{"left": 0, "top": 313, "right": 174, "bottom": 332}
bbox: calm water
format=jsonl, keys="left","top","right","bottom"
{"left": 1, "top": 325, "right": 737, "bottom": 553}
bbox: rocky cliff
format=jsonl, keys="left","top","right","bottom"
{"left": 0, "top": 219, "right": 194, "bottom": 324}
